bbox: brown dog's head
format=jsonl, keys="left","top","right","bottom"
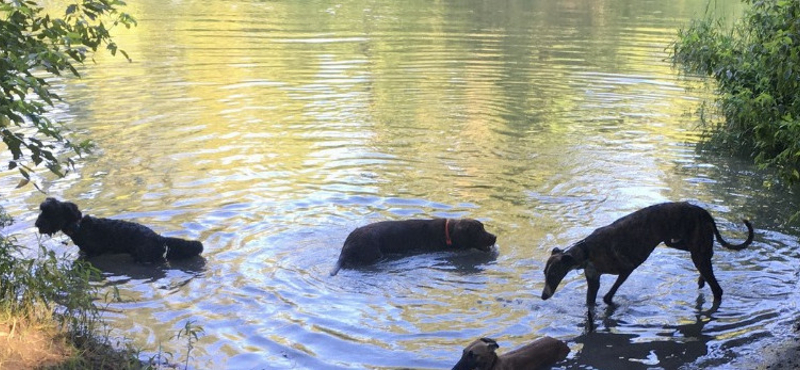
{"left": 451, "top": 337, "right": 499, "bottom": 370}
{"left": 35, "top": 198, "right": 82, "bottom": 236}
{"left": 541, "top": 247, "right": 578, "bottom": 300}
{"left": 450, "top": 219, "right": 497, "bottom": 252}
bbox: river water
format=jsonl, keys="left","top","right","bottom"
{"left": 2, "top": 0, "right": 799, "bottom": 369}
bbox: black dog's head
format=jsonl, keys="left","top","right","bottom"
{"left": 35, "top": 197, "right": 82, "bottom": 236}
{"left": 451, "top": 337, "right": 499, "bottom": 370}
{"left": 450, "top": 219, "right": 497, "bottom": 252}
{"left": 541, "top": 247, "right": 578, "bottom": 300}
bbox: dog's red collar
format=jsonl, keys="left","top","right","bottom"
{"left": 445, "top": 218, "right": 453, "bottom": 246}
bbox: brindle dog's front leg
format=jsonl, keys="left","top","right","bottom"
{"left": 585, "top": 264, "right": 601, "bottom": 306}
{"left": 603, "top": 271, "right": 632, "bottom": 305}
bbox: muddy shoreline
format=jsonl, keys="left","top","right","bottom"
{"left": 763, "top": 338, "right": 800, "bottom": 369}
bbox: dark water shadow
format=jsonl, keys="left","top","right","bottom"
{"left": 79, "top": 254, "right": 207, "bottom": 289}
{"left": 438, "top": 247, "right": 500, "bottom": 275}
{"left": 350, "top": 247, "right": 499, "bottom": 276}
{"left": 566, "top": 296, "right": 716, "bottom": 369}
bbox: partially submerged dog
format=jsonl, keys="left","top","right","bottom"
{"left": 330, "top": 218, "right": 497, "bottom": 276}
{"left": 35, "top": 198, "right": 203, "bottom": 262}
{"left": 542, "top": 202, "right": 753, "bottom": 307}
{"left": 451, "top": 337, "right": 570, "bottom": 370}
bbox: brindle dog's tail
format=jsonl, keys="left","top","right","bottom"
{"left": 713, "top": 218, "right": 754, "bottom": 251}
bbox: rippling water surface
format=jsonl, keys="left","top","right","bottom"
{"left": 3, "top": 0, "right": 799, "bottom": 369}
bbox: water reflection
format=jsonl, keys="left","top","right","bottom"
{"left": 4, "top": 0, "right": 798, "bottom": 368}
{"left": 85, "top": 254, "right": 207, "bottom": 288}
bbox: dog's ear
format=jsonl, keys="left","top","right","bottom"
{"left": 64, "top": 202, "right": 82, "bottom": 221}
{"left": 41, "top": 197, "right": 57, "bottom": 210}
{"left": 560, "top": 254, "right": 575, "bottom": 266}
{"left": 479, "top": 337, "right": 499, "bottom": 351}
{"left": 551, "top": 247, "right": 563, "bottom": 255}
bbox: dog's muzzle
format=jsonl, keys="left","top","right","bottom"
{"left": 480, "top": 234, "right": 498, "bottom": 251}
{"left": 37, "top": 227, "right": 56, "bottom": 236}
{"left": 541, "top": 285, "right": 554, "bottom": 300}
{"left": 34, "top": 218, "right": 55, "bottom": 236}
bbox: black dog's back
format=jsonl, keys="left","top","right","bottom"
{"left": 73, "top": 216, "right": 203, "bottom": 262}
{"left": 36, "top": 198, "right": 204, "bottom": 263}
{"left": 69, "top": 216, "right": 159, "bottom": 256}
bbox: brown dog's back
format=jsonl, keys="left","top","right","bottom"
{"left": 331, "top": 218, "right": 496, "bottom": 276}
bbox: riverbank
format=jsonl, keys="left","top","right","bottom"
{"left": 762, "top": 334, "right": 800, "bottom": 370}
{"left": 0, "top": 314, "right": 71, "bottom": 369}
{"left": 0, "top": 310, "right": 144, "bottom": 370}
{"left": 0, "top": 207, "right": 146, "bottom": 370}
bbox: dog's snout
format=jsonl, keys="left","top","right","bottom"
{"left": 483, "top": 232, "right": 497, "bottom": 246}
{"left": 541, "top": 285, "right": 554, "bottom": 300}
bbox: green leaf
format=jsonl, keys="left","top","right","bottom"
{"left": 0, "top": 0, "right": 135, "bottom": 185}
{"left": 15, "top": 178, "right": 29, "bottom": 189}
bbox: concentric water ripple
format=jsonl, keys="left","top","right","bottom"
{"left": 3, "top": 0, "right": 796, "bottom": 369}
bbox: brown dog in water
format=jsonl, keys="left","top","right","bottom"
{"left": 330, "top": 218, "right": 497, "bottom": 276}
{"left": 451, "top": 337, "right": 570, "bottom": 370}
{"left": 541, "top": 202, "right": 753, "bottom": 307}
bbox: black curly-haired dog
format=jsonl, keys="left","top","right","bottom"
{"left": 35, "top": 197, "right": 203, "bottom": 262}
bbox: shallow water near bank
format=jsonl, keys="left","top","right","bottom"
{"left": 2, "top": 0, "right": 799, "bottom": 369}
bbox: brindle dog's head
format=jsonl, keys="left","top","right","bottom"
{"left": 451, "top": 337, "right": 499, "bottom": 370}
{"left": 541, "top": 247, "right": 579, "bottom": 300}
{"left": 35, "top": 198, "right": 82, "bottom": 236}
{"left": 450, "top": 219, "right": 497, "bottom": 252}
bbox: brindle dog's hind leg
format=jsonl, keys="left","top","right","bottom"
{"left": 692, "top": 251, "right": 723, "bottom": 304}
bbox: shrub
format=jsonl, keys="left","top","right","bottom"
{"left": 0, "top": 206, "right": 146, "bottom": 369}
{"left": 672, "top": 0, "right": 800, "bottom": 185}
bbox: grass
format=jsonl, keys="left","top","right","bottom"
{"left": 0, "top": 306, "right": 73, "bottom": 369}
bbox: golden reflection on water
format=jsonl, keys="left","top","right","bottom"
{"left": 11, "top": 0, "right": 787, "bottom": 369}
{"left": 73, "top": 0, "right": 721, "bottom": 214}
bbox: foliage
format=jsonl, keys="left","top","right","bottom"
{"left": 0, "top": 215, "right": 97, "bottom": 330}
{"left": 0, "top": 0, "right": 135, "bottom": 184}
{"left": 0, "top": 207, "right": 136, "bottom": 369}
{"left": 173, "top": 319, "right": 205, "bottom": 370}
{"left": 672, "top": 0, "right": 800, "bottom": 185}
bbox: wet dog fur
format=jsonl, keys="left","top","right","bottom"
{"left": 541, "top": 202, "right": 753, "bottom": 307}
{"left": 451, "top": 337, "right": 570, "bottom": 370}
{"left": 330, "top": 218, "right": 496, "bottom": 276}
{"left": 35, "top": 197, "right": 203, "bottom": 262}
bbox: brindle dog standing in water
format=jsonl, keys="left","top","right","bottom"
{"left": 541, "top": 202, "right": 754, "bottom": 309}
